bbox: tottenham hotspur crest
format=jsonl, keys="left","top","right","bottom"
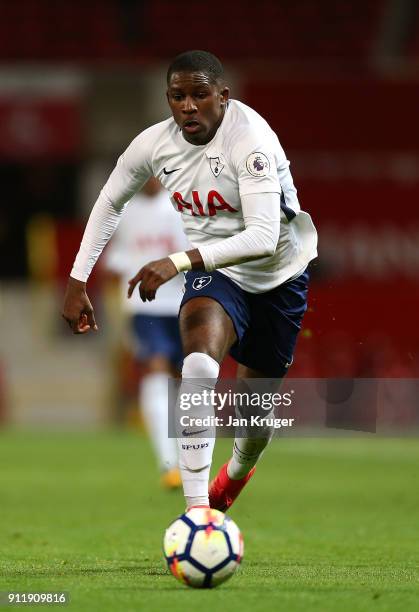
{"left": 192, "top": 276, "right": 212, "bottom": 290}
{"left": 210, "top": 157, "right": 224, "bottom": 178}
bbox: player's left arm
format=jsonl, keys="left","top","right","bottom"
{"left": 128, "top": 133, "right": 282, "bottom": 302}
{"left": 127, "top": 191, "right": 281, "bottom": 302}
{"left": 127, "top": 251, "right": 201, "bottom": 302}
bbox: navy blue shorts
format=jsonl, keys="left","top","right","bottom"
{"left": 180, "top": 270, "right": 309, "bottom": 377}
{"left": 132, "top": 314, "right": 183, "bottom": 368}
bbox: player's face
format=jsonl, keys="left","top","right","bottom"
{"left": 167, "top": 71, "right": 229, "bottom": 145}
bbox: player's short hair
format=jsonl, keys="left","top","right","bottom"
{"left": 167, "top": 50, "right": 224, "bottom": 84}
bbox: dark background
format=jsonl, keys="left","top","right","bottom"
{"left": 1, "top": 0, "right": 419, "bottom": 425}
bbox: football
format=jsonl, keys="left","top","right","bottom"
{"left": 163, "top": 507, "right": 243, "bottom": 588}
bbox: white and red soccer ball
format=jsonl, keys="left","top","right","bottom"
{"left": 163, "top": 507, "right": 243, "bottom": 588}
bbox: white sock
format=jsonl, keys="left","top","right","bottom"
{"left": 227, "top": 437, "right": 272, "bottom": 480}
{"left": 227, "top": 386, "right": 275, "bottom": 480}
{"left": 176, "top": 352, "right": 220, "bottom": 508}
{"left": 179, "top": 462, "right": 213, "bottom": 508}
{"left": 140, "top": 372, "right": 178, "bottom": 472}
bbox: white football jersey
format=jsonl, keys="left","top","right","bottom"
{"left": 101, "top": 99, "right": 317, "bottom": 293}
{"left": 104, "top": 189, "right": 188, "bottom": 315}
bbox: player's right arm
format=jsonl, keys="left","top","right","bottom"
{"left": 62, "top": 130, "right": 154, "bottom": 334}
{"left": 62, "top": 277, "right": 98, "bottom": 334}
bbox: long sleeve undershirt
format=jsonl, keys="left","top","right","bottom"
{"left": 70, "top": 191, "right": 281, "bottom": 281}
{"left": 198, "top": 192, "right": 280, "bottom": 271}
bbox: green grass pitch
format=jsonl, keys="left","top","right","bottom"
{"left": 0, "top": 431, "right": 418, "bottom": 611}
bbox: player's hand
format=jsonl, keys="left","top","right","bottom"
{"left": 62, "top": 277, "right": 98, "bottom": 334}
{"left": 128, "top": 257, "right": 178, "bottom": 302}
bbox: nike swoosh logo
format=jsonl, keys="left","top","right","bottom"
{"left": 182, "top": 428, "right": 208, "bottom": 437}
{"left": 163, "top": 167, "right": 182, "bottom": 175}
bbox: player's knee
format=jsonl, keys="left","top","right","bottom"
{"left": 182, "top": 352, "right": 220, "bottom": 379}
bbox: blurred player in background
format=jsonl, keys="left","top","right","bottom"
{"left": 63, "top": 50, "right": 317, "bottom": 513}
{"left": 104, "top": 177, "right": 187, "bottom": 489}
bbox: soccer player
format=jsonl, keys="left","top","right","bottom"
{"left": 104, "top": 177, "right": 187, "bottom": 489}
{"left": 62, "top": 50, "right": 317, "bottom": 512}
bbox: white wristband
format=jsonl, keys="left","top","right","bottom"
{"left": 168, "top": 251, "right": 192, "bottom": 272}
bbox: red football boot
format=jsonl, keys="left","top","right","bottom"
{"left": 209, "top": 462, "right": 256, "bottom": 511}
